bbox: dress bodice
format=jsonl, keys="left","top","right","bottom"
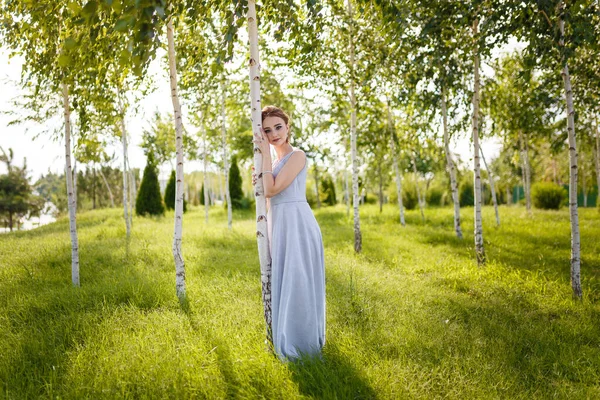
{"left": 270, "top": 151, "right": 307, "bottom": 206}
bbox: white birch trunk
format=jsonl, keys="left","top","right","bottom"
{"left": 167, "top": 16, "right": 186, "bottom": 301}
{"left": 472, "top": 19, "right": 485, "bottom": 265}
{"left": 525, "top": 134, "right": 532, "bottom": 211}
{"left": 441, "top": 88, "right": 462, "bottom": 238}
{"left": 130, "top": 168, "right": 137, "bottom": 216}
{"left": 387, "top": 103, "right": 405, "bottom": 225}
{"left": 313, "top": 162, "right": 321, "bottom": 208}
{"left": 128, "top": 167, "right": 134, "bottom": 226}
{"left": 73, "top": 160, "right": 78, "bottom": 214}
{"left": 348, "top": 0, "right": 362, "bottom": 253}
{"left": 412, "top": 153, "right": 425, "bottom": 222}
{"left": 62, "top": 83, "right": 80, "bottom": 287}
{"left": 248, "top": 0, "right": 273, "bottom": 343}
{"left": 559, "top": 14, "right": 581, "bottom": 298}
{"left": 596, "top": 118, "right": 600, "bottom": 197}
{"left": 221, "top": 79, "right": 233, "bottom": 229}
{"left": 481, "top": 148, "right": 500, "bottom": 227}
{"left": 98, "top": 167, "right": 115, "bottom": 208}
{"left": 120, "top": 117, "right": 130, "bottom": 238}
{"left": 582, "top": 152, "right": 587, "bottom": 207}
{"left": 345, "top": 168, "right": 350, "bottom": 217}
{"left": 203, "top": 124, "right": 209, "bottom": 223}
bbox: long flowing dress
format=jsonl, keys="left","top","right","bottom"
{"left": 268, "top": 150, "right": 326, "bottom": 360}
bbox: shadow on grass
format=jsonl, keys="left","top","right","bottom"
{"left": 288, "top": 344, "right": 378, "bottom": 399}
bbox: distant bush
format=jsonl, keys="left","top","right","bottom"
{"left": 229, "top": 155, "right": 244, "bottom": 209}
{"left": 459, "top": 179, "right": 474, "bottom": 207}
{"left": 532, "top": 182, "right": 566, "bottom": 210}
{"left": 402, "top": 182, "right": 418, "bottom": 210}
{"left": 136, "top": 153, "right": 165, "bottom": 216}
{"left": 426, "top": 186, "right": 445, "bottom": 207}
{"left": 320, "top": 176, "right": 337, "bottom": 206}
{"left": 164, "top": 170, "right": 187, "bottom": 212}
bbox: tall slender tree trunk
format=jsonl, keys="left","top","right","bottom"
{"left": 73, "top": 161, "right": 78, "bottom": 213}
{"left": 481, "top": 148, "right": 500, "bottom": 227}
{"left": 378, "top": 163, "right": 383, "bottom": 212}
{"left": 441, "top": 87, "right": 462, "bottom": 238}
{"left": 560, "top": 13, "right": 581, "bottom": 299}
{"left": 472, "top": 19, "right": 485, "bottom": 266}
{"left": 99, "top": 167, "right": 115, "bottom": 207}
{"left": 345, "top": 168, "right": 350, "bottom": 217}
{"left": 92, "top": 165, "right": 96, "bottom": 210}
{"left": 203, "top": 124, "right": 209, "bottom": 223}
{"left": 313, "top": 162, "right": 321, "bottom": 208}
{"left": 525, "top": 134, "right": 532, "bottom": 211}
{"left": 120, "top": 116, "right": 130, "bottom": 238}
{"left": 595, "top": 117, "right": 600, "bottom": 198}
{"left": 167, "top": 16, "right": 186, "bottom": 301}
{"left": 221, "top": 79, "right": 233, "bottom": 229}
{"left": 129, "top": 167, "right": 136, "bottom": 221}
{"left": 348, "top": 0, "right": 361, "bottom": 253}
{"left": 411, "top": 153, "right": 425, "bottom": 222}
{"left": 62, "top": 83, "right": 80, "bottom": 287}
{"left": 582, "top": 152, "right": 587, "bottom": 207}
{"left": 248, "top": 0, "right": 272, "bottom": 344}
{"left": 506, "top": 186, "right": 511, "bottom": 205}
{"left": 387, "top": 105, "right": 405, "bottom": 226}
{"left": 518, "top": 132, "right": 531, "bottom": 212}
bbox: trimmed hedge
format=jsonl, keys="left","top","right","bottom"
{"left": 532, "top": 182, "right": 566, "bottom": 210}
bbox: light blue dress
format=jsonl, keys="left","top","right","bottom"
{"left": 268, "top": 151, "right": 326, "bottom": 360}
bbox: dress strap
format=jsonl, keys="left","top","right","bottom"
{"left": 273, "top": 150, "right": 297, "bottom": 169}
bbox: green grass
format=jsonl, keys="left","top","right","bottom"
{"left": 1, "top": 204, "right": 600, "bottom": 399}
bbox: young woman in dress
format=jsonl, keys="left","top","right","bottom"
{"left": 252, "top": 105, "right": 326, "bottom": 360}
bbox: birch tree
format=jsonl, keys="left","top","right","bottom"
{"left": 511, "top": 0, "right": 598, "bottom": 297}
{"left": 347, "top": 0, "right": 362, "bottom": 253}
{"left": 472, "top": 18, "right": 485, "bottom": 265}
{"left": 166, "top": 13, "right": 186, "bottom": 301}
{"left": 1, "top": 1, "right": 119, "bottom": 286}
{"left": 247, "top": 0, "right": 272, "bottom": 344}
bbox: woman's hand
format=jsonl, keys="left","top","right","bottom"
{"left": 252, "top": 129, "right": 270, "bottom": 157}
{"left": 251, "top": 166, "right": 257, "bottom": 186}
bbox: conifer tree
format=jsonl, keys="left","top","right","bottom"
{"left": 165, "top": 170, "right": 176, "bottom": 210}
{"left": 136, "top": 153, "right": 164, "bottom": 216}
{"left": 165, "top": 170, "right": 187, "bottom": 212}
{"left": 229, "top": 155, "right": 244, "bottom": 209}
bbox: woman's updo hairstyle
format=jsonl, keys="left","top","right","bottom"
{"left": 261, "top": 105, "right": 291, "bottom": 143}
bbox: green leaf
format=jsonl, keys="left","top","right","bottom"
{"left": 112, "top": 0, "right": 122, "bottom": 13}
{"left": 58, "top": 54, "right": 72, "bottom": 67}
{"left": 114, "top": 16, "right": 133, "bottom": 32}
{"left": 81, "top": 1, "right": 98, "bottom": 17}
{"left": 67, "top": 1, "right": 82, "bottom": 13}
{"left": 64, "top": 37, "right": 77, "bottom": 50}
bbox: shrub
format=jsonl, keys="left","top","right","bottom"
{"left": 164, "top": 171, "right": 187, "bottom": 212}
{"left": 402, "top": 180, "right": 418, "bottom": 210}
{"left": 426, "top": 186, "right": 445, "bottom": 207}
{"left": 459, "top": 179, "right": 474, "bottom": 207}
{"left": 532, "top": 182, "right": 566, "bottom": 210}
{"left": 136, "top": 153, "right": 165, "bottom": 216}
{"left": 320, "top": 176, "right": 337, "bottom": 206}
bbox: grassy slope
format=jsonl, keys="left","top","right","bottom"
{"left": 1, "top": 205, "right": 599, "bottom": 399}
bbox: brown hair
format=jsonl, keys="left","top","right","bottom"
{"left": 261, "top": 105, "right": 290, "bottom": 125}
{"left": 261, "top": 105, "right": 291, "bottom": 143}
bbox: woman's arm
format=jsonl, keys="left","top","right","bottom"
{"left": 263, "top": 151, "right": 306, "bottom": 198}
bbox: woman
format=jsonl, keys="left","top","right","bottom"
{"left": 252, "top": 105, "right": 326, "bottom": 360}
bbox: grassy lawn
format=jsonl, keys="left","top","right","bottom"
{"left": 1, "top": 204, "right": 600, "bottom": 399}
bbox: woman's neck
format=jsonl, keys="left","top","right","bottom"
{"left": 274, "top": 143, "right": 294, "bottom": 160}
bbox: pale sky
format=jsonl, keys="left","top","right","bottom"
{"left": 0, "top": 39, "right": 515, "bottom": 182}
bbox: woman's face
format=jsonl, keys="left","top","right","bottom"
{"left": 263, "top": 116, "right": 289, "bottom": 146}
